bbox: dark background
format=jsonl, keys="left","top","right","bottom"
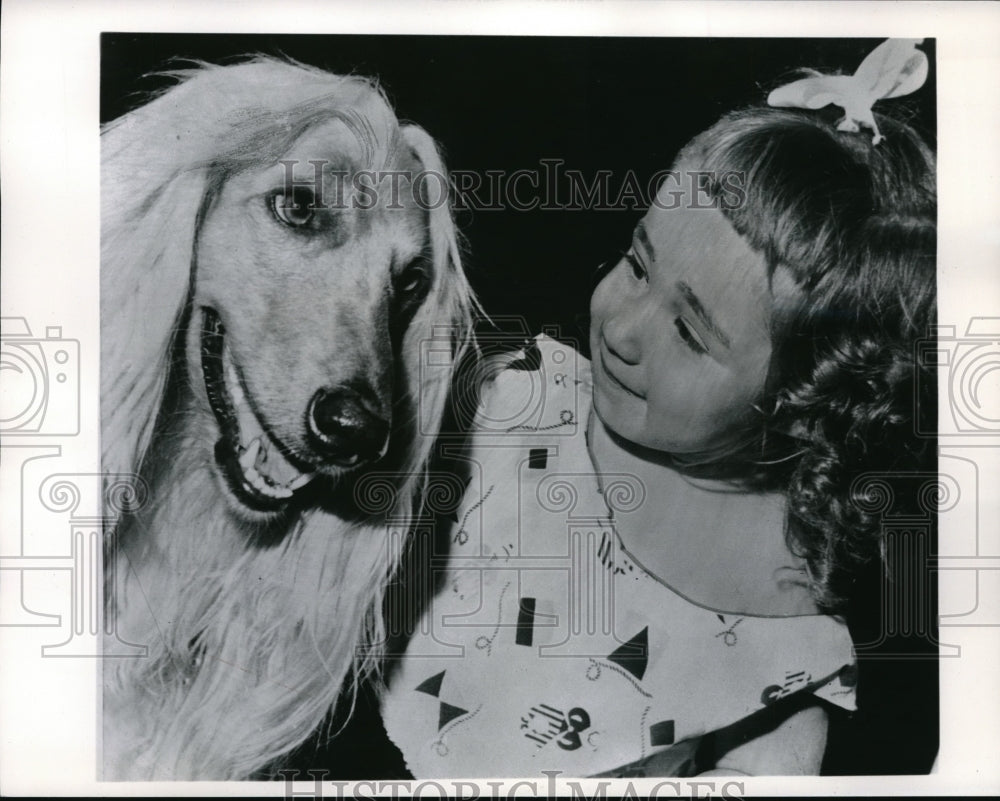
{"left": 102, "top": 35, "right": 936, "bottom": 354}
{"left": 102, "top": 33, "right": 939, "bottom": 778}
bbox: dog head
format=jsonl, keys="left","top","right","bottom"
{"left": 194, "top": 116, "right": 443, "bottom": 517}
{"left": 102, "top": 58, "right": 475, "bottom": 524}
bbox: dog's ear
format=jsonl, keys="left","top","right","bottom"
{"left": 397, "top": 125, "right": 479, "bottom": 453}
{"left": 101, "top": 110, "right": 211, "bottom": 485}
{"left": 398, "top": 124, "right": 465, "bottom": 293}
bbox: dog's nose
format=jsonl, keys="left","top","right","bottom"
{"left": 306, "top": 386, "right": 390, "bottom": 467}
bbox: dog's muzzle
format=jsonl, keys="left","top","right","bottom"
{"left": 200, "top": 307, "right": 391, "bottom": 516}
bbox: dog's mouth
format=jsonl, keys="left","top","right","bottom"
{"left": 200, "top": 308, "right": 317, "bottom": 514}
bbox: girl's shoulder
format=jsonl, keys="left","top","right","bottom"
{"left": 473, "top": 335, "right": 592, "bottom": 436}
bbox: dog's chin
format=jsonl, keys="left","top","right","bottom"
{"left": 200, "top": 307, "right": 339, "bottom": 521}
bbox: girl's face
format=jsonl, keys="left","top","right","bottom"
{"left": 589, "top": 180, "right": 786, "bottom": 454}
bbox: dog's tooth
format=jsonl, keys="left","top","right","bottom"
{"left": 244, "top": 462, "right": 262, "bottom": 484}
{"left": 251, "top": 470, "right": 292, "bottom": 500}
{"left": 243, "top": 437, "right": 262, "bottom": 465}
{"left": 254, "top": 439, "right": 270, "bottom": 471}
{"left": 249, "top": 469, "right": 269, "bottom": 492}
{"left": 248, "top": 465, "right": 279, "bottom": 497}
{"left": 240, "top": 438, "right": 262, "bottom": 471}
{"left": 287, "top": 473, "right": 315, "bottom": 491}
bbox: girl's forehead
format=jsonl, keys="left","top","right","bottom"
{"left": 644, "top": 169, "right": 807, "bottom": 312}
{"left": 638, "top": 203, "right": 781, "bottom": 346}
{"left": 640, "top": 201, "right": 754, "bottom": 271}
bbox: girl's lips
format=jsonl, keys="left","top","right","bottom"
{"left": 598, "top": 341, "right": 644, "bottom": 399}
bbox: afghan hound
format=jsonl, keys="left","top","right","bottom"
{"left": 101, "top": 57, "right": 476, "bottom": 780}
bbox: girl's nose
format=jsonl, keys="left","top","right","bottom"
{"left": 601, "top": 307, "right": 643, "bottom": 365}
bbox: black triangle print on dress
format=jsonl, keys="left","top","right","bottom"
{"left": 438, "top": 701, "right": 469, "bottom": 730}
{"left": 606, "top": 626, "right": 649, "bottom": 681}
{"left": 508, "top": 339, "right": 542, "bottom": 372}
{"left": 415, "top": 670, "right": 446, "bottom": 697}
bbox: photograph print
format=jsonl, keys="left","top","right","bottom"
{"left": 99, "top": 33, "right": 939, "bottom": 783}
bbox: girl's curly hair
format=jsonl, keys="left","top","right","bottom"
{"left": 672, "top": 106, "right": 936, "bottom": 613}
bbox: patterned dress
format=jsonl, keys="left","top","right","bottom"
{"left": 382, "top": 336, "right": 857, "bottom": 778}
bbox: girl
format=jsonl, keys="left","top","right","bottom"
{"left": 381, "top": 42, "right": 936, "bottom": 777}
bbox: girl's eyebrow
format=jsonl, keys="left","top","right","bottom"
{"left": 678, "top": 280, "right": 732, "bottom": 349}
{"left": 634, "top": 220, "right": 655, "bottom": 258}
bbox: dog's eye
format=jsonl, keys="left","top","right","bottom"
{"left": 269, "top": 188, "right": 316, "bottom": 228}
{"left": 395, "top": 259, "right": 430, "bottom": 296}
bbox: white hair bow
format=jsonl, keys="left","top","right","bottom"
{"left": 767, "top": 39, "right": 929, "bottom": 145}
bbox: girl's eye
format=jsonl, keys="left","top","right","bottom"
{"left": 622, "top": 249, "right": 647, "bottom": 281}
{"left": 269, "top": 188, "right": 316, "bottom": 228}
{"left": 675, "top": 318, "right": 709, "bottom": 355}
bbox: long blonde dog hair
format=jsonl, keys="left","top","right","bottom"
{"left": 101, "top": 57, "right": 476, "bottom": 779}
